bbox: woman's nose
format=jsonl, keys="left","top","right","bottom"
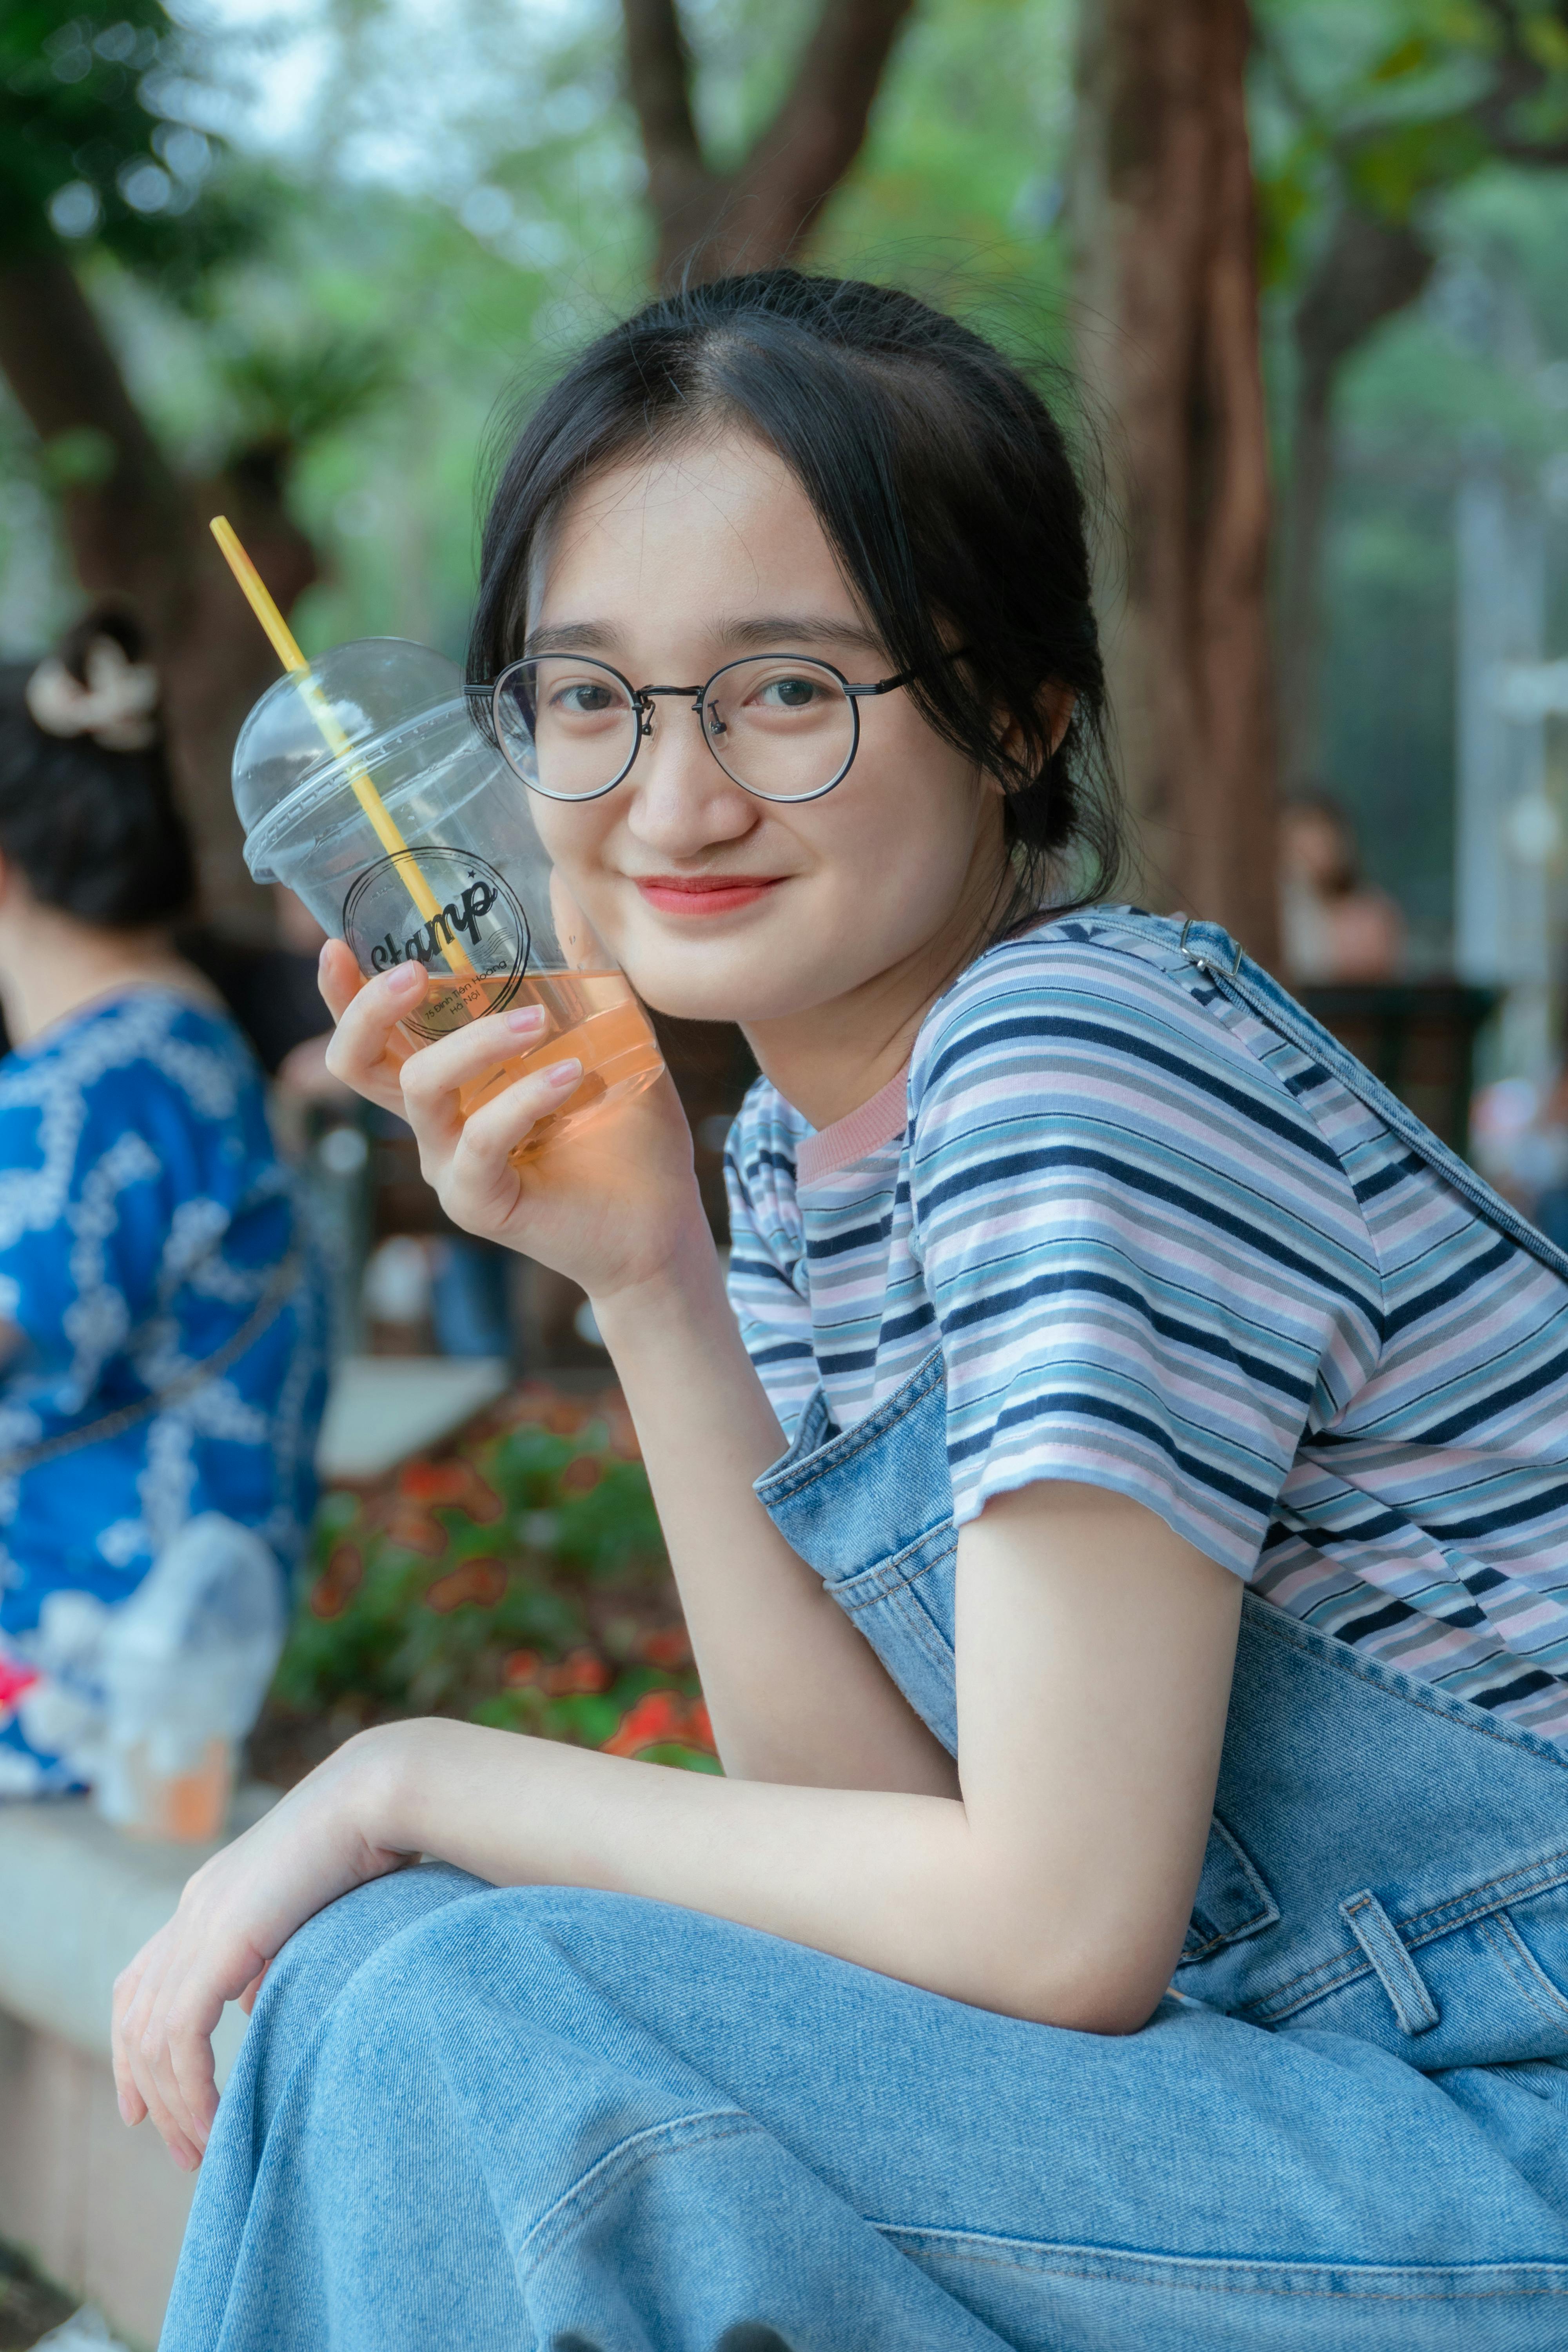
{"left": 622, "top": 704, "right": 755, "bottom": 855}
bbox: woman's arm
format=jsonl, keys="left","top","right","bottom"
{"left": 590, "top": 1243, "right": 958, "bottom": 1791}
{"left": 113, "top": 1478, "right": 1240, "bottom": 2166}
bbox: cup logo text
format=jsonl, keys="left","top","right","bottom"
{"left": 342, "top": 849, "right": 529, "bottom": 1042}
{"left": 369, "top": 876, "right": 497, "bottom": 973}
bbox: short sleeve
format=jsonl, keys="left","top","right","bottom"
{"left": 906, "top": 941, "right": 1382, "bottom": 1576}
{"left": 723, "top": 1082, "right": 818, "bottom": 1434}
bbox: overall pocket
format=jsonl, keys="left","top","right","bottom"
{"left": 814, "top": 1522, "right": 961, "bottom": 1755}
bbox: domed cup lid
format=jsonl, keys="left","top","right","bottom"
{"left": 232, "top": 637, "right": 472, "bottom": 853}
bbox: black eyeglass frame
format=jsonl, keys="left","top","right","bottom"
{"left": 487, "top": 651, "right": 918, "bottom": 806}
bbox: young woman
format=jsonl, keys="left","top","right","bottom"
{"left": 0, "top": 613, "right": 324, "bottom": 1792}
{"left": 119, "top": 273, "right": 1568, "bottom": 2350}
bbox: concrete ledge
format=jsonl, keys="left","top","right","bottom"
{"left": 0, "top": 1791, "right": 276, "bottom": 2349}
{"left": 316, "top": 1354, "right": 511, "bottom": 1483}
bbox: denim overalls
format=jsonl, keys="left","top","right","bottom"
{"left": 165, "top": 919, "right": 1568, "bottom": 2352}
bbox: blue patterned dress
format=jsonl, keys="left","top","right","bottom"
{"left": 0, "top": 987, "right": 325, "bottom": 1793}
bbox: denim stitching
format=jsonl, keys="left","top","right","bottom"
{"left": 1181, "top": 1819, "right": 1280, "bottom": 1960}
{"left": 831, "top": 1529, "right": 957, "bottom": 1610}
{"left": 1239, "top": 1847, "right": 1568, "bottom": 2021}
{"left": 516, "top": 2109, "right": 761, "bottom": 2271}
{"left": 1241, "top": 1853, "right": 1568, "bottom": 2023}
{"left": 1477, "top": 1912, "right": 1568, "bottom": 2029}
{"left": 875, "top": 2225, "right": 1568, "bottom": 2297}
{"left": 1339, "top": 1891, "right": 1441, "bottom": 2034}
{"left": 1242, "top": 1595, "right": 1568, "bottom": 1771}
{"left": 755, "top": 1348, "right": 946, "bottom": 1503}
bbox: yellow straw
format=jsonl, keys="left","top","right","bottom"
{"left": 209, "top": 516, "right": 476, "bottom": 977}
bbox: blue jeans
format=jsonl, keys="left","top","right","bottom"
{"left": 163, "top": 1858, "right": 1568, "bottom": 2350}
{"left": 163, "top": 920, "right": 1568, "bottom": 2347}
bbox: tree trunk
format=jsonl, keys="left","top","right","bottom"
{"left": 0, "top": 254, "right": 316, "bottom": 935}
{"left": 1275, "top": 208, "right": 1434, "bottom": 794}
{"left": 1071, "top": 0, "right": 1278, "bottom": 962}
{"left": 622, "top": 0, "right": 916, "bottom": 289}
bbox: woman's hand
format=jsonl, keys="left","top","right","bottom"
{"left": 318, "top": 941, "right": 707, "bottom": 1301}
{"left": 111, "top": 1733, "right": 410, "bottom": 2170}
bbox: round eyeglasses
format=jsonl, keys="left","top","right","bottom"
{"left": 488, "top": 651, "right": 916, "bottom": 806}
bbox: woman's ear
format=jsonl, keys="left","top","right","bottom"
{"left": 994, "top": 684, "right": 1077, "bottom": 776}
{"left": 1042, "top": 684, "right": 1076, "bottom": 757}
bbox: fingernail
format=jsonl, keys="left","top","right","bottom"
{"left": 505, "top": 1005, "right": 546, "bottom": 1034}
{"left": 544, "top": 1058, "right": 582, "bottom": 1090}
{"left": 386, "top": 962, "right": 422, "bottom": 994}
{"left": 317, "top": 941, "right": 330, "bottom": 971}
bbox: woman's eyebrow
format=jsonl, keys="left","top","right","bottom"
{"left": 520, "top": 615, "right": 887, "bottom": 662}
{"left": 719, "top": 614, "right": 886, "bottom": 657}
{"left": 522, "top": 621, "right": 624, "bottom": 657}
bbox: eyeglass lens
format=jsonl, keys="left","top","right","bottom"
{"left": 494, "top": 656, "right": 857, "bottom": 802}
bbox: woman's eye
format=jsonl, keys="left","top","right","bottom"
{"left": 757, "top": 675, "right": 818, "bottom": 710}
{"left": 556, "top": 683, "right": 615, "bottom": 716}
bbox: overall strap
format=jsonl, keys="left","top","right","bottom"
{"left": 1084, "top": 909, "right": 1568, "bottom": 1288}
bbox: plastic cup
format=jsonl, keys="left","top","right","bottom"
{"left": 232, "top": 639, "right": 663, "bottom": 1150}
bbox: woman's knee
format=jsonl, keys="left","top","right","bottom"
{"left": 243, "top": 1863, "right": 488, "bottom": 2103}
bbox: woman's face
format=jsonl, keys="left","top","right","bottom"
{"left": 520, "top": 431, "right": 1006, "bottom": 1029}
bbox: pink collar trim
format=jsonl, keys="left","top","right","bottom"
{"left": 796, "top": 1066, "right": 910, "bottom": 1189}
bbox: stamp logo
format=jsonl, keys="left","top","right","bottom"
{"left": 342, "top": 848, "right": 530, "bottom": 1040}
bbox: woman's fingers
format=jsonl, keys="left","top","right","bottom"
{"left": 112, "top": 1911, "right": 255, "bottom": 2168}
{"left": 316, "top": 936, "right": 370, "bottom": 1024}
{"left": 442, "top": 1057, "right": 583, "bottom": 1222}
{"left": 320, "top": 949, "right": 421, "bottom": 1112}
{"left": 111, "top": 1953, "right": 150, "bottom": 2127}
{"left": 115, "top": 1940, "right": 209, "bottom": 2168}
{"left": 394, "top": 1004, "right": 549, "bottom": 1134}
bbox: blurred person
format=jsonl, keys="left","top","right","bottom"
{"left": 1279, "top": 789, "right": 1405, "bottom": 983}
{"left": 124, "top": 276, "right": 1568, "bottom": 2351}
{"left": 0, "top": 610, "right": 326, "bottom": 1795}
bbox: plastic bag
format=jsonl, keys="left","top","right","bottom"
{"left": 10, "top": 1514, "right": 285, "bottom": 1837}
{"left": 93, "top": 1513, "right": 285, "bottom": 1838}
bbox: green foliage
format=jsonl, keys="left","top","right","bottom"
{"left": 0, "top": 1, "right": 264, "bottom": 285}
{"left": 217, "top": 325, "right": 401, "bottom": 456}
{"left": 266, "top": 1400, "right": 717, "bottom": 1771}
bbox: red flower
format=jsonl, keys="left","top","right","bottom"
{"left": 603, "top": 1689, "right": 716, "bottom": 1759}
{"left": 558, "top": 1454, "right": 603, "bottom": 1495}
{"left": 425, "top": 1559, "right": 508, "bottom": 1613}
{"left": 639, "top": 1625, "right": 691, "bottom": 1670}
{"left": 398, "top": 1459, "right": 502, "bottom": 1523}
{"left": 544, "top": 1647, "right": 611, "bottom": 1695}
{"left": 307, "top": 1539, "right": 362, "bottom": 1619}
{"left": 502, "top": 1648, "right": 542, "bottom": 1688}
{"left": 399, "top": 1459, "right": 471, "bottom": 1503}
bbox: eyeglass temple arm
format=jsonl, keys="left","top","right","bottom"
{"left": 845, "top": 667, "right": 918, "bottom": 698}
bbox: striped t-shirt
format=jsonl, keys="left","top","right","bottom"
{"left": 724, "top": 908, "right": 1568, "bottom": 1746}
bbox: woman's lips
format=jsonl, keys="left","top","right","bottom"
{"left": 633, "top": 875, "right": 784, "bottom": 917}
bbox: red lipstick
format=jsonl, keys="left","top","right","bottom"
{"left": 634, "top": 875, "right": 784, "bottom": 916}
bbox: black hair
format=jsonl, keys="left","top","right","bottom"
{"left": 0, "top": 607, "right": 195, "bottom": 928}
{"left": 470, "top": 269, "right": 1122, "bottom": 922}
